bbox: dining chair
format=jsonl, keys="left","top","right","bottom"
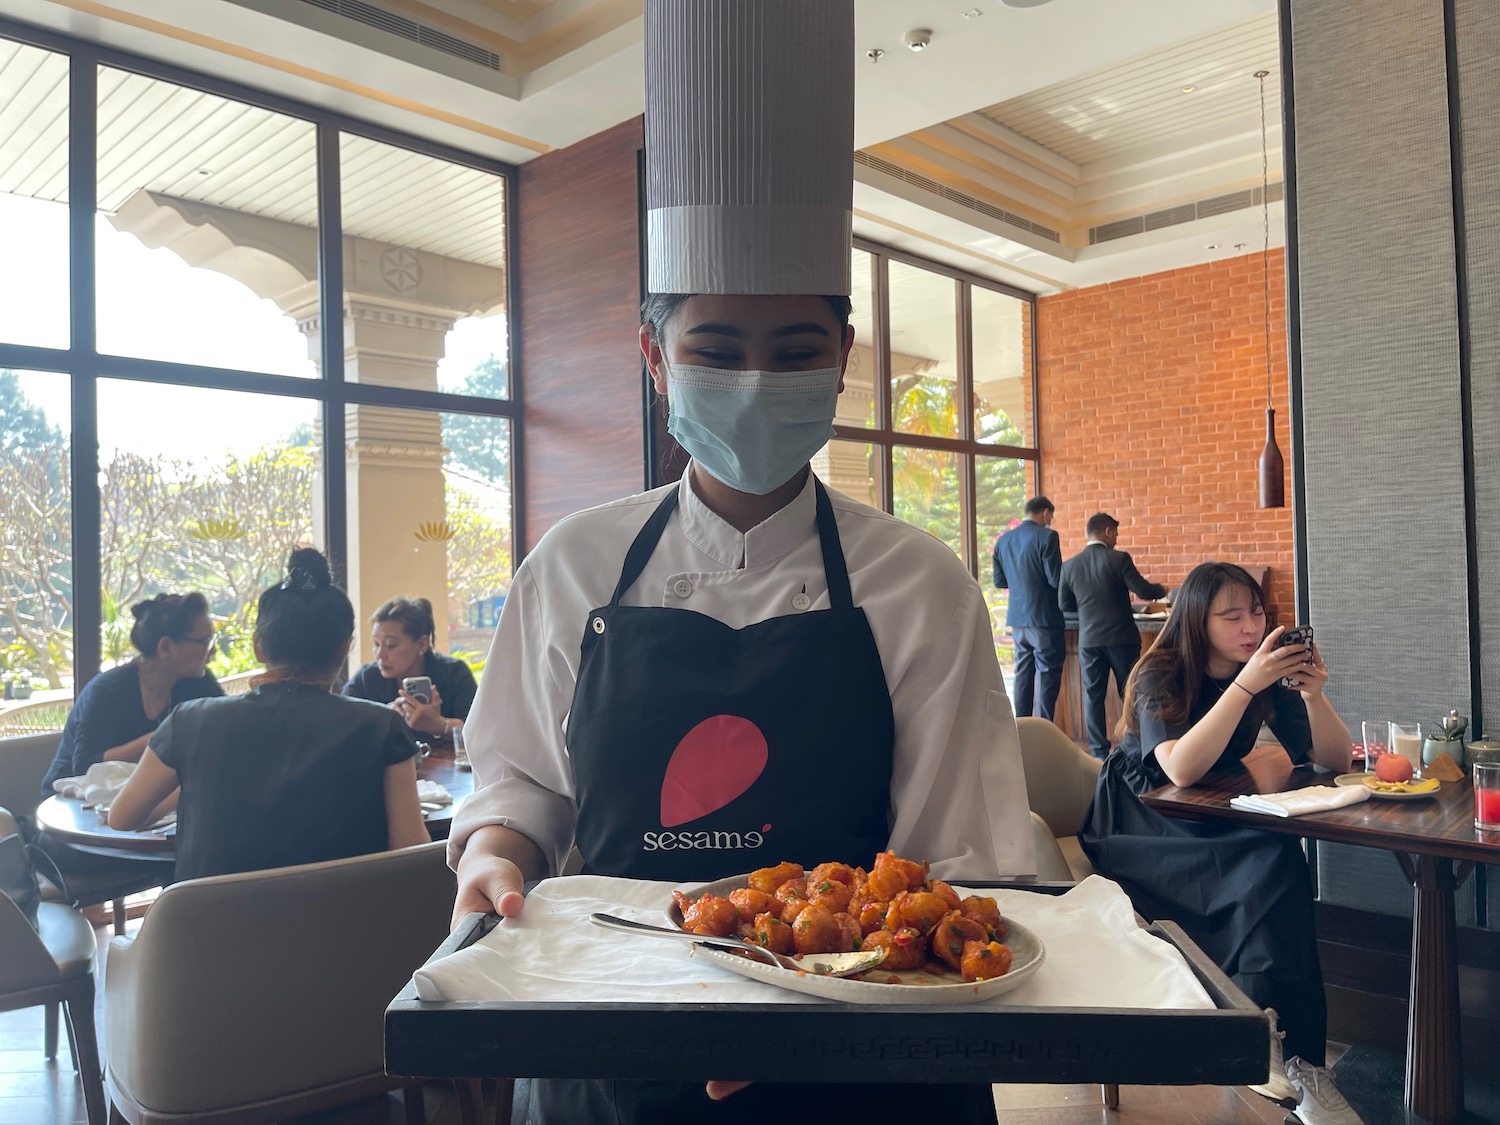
{"left": 0, "top": 807, "right": 107, "bottom": 1125}
{"left": 0, "top": 730, "right": 62, "bottom": 824}
{"left": 104, "top": 841, "right": 481, "bottom": 1125}
{"left": 1016, "top": 717, "right": 1101, "bottom": 881}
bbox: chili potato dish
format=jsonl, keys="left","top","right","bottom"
{"left": 671, "top": 851, "right": 1014, "bottom": 983}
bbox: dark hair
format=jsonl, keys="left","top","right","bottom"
{"left": 371, "top": 596, "right": 435, "bottom": 644}
{"left": 1086, "top": 512, "right": 1119, "bottom": 539}
{"left": 254, "top": 548, "right": 354, "bottom": 675}
{"left": 639, "top": 293, "right": 854, "bottom": 335}
{"left": 1024, "top": 496, "right": 1055, "bottom": 517}
{"left": 1121, "top": 561, "right": 1270, "bottom": 735}
{"left": 130, "top": 592, "right": 210, "bottom": 656}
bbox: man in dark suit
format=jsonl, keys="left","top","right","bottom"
{"left": 993, "top": 496, "right": 1064, "bottom": 720}
{"left": 1058, "top": 512, "right": 1168, "bottom": 758}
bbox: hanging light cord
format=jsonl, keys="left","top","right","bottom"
{"left": 1257, "top": 69, "right": 1271, "bottom": 412}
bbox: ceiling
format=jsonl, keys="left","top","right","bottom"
{"left": 4, "top": 0, "right": 1285, "bottom": 293}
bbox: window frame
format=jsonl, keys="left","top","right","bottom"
{"left": 0, "top": 17, "right": 521, "bottom": 691}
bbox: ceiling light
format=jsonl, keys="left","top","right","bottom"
{"left": 904, "top": 28, "right": 932, "bottom": 52}
{"left": 1181, "top": 84, "right": 1197, "bottom": 93}
{"left": 1253, "top": 68, "right": 1284, "bottom": 510}
{"left": 1205, "top": 243, "right": 1219, "bottom": 250}
{"left": 963, "top": 8, "right": 984, "bottom": 18}
{"left": 866, "top": 48, "right": 885, "bottom": 63}
{"left": 1001, "top": 0, "right": 1057, "bottom": 7}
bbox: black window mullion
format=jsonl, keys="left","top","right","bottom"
{"left": 873, "top": 250, "right": 894, "bottom": 513}
{"left": 317, "top": 122, "right": 348, "bottom": 589}
{"left": 68, "top": 52, "right": 101, "bottom": 690}
{"left": 957, "top": 279, "right": 976, "bottom": 574}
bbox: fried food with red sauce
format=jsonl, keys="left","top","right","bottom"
{"left": 960, "top": 939, "right": 1013, "bottom": 982}
{"left": 791, "top": 904, "right": 846, "bottom": 954}
{"left": 959, "top": 895, "right": 1006, "bottom": 939}
{"left": 884, "top": 890, "right": 949, "bottom": 936}
{"left": 745, "top": 913, "right": 793, "bottom": 955}
{"left": 728, "top": 887, "right": 776, "bottom": 921}
{"left": 676, "top": 892, "right": 739, "bottom": 937}
{"left": 748, "top": 862, "right": 804, "bottom": 894}
{"left": 860, "top": 926, "right": 927, "bottom": 971}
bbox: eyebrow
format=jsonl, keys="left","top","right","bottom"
{"left": 682, "top": 322, "right": 831, "bottom": 339}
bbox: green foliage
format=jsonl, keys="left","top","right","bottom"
{"left": 0, "top": 369, "right": 63, "bottom": 457}
{"left": 208, "top": 602, "right": 263, "bottom": 676}
{"left": 443, "top": 356, "right": 510, "bottom": 480}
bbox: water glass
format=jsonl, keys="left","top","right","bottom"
{"left": 452, "top": 723, "right": 471, "bottom": 771}
{"left": 1362, "top": 720, "right": 1389, "bottom": 773}
{"left": 1389, "top": 722, "right": 1423, "bottom": 777}
{"left": 1475, "top": 762, "right": 1500, "bottom": 831}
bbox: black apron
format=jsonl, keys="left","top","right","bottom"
{"left": 530, "top": 478, "right": 998, "bottom": 1125}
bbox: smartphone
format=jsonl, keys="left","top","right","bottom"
{"left": 1276, "top": 625, "right": 1314, "bottom": 688}
{"left": 401, "top": 676, "right": 433, "bottom": 704}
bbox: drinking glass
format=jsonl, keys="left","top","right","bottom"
{"left": 1475, "top": 762, "right": 1500, "bottom": 831}
{"left": 452, "top": 723, "right": 471, "bottom": 771}
{"left": 1362, "top": 720, "right": 1389, "bottom": 773}
{"left": 1389, "top": 722, "right": 1423, "bottom": 777}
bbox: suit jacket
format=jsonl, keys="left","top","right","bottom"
{"left": 1058, "top": 542, "right": 1167, "bottom": 648}
{"left": 992, "top": 519, "right": 1064, "bottom": 628}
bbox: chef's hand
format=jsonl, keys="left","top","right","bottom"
{"left": 706, "top": 1081, "right": 753, "bottom": 1101}
{"left": 451, "top": 850, "right": 526, "bottom": 930}
{"left": 394, "top": 685, "right": 447, "bottom": 738}
{"left": 1234, "top": 626, "right": 1312, "bottom": 695}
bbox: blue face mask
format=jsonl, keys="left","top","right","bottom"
{"left": 664, "top": 362, "right": 841, "bottom": 495}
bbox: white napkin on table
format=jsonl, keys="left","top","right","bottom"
{"left": 416, "top": 779, "right": 452, "bottom": 805}
{"left": 1230, "top": 784, "right": 1371, "bottom": 817}
{"left": 52, "top": 761, "right": 137, "bottom": 805}
{"left": 413, "top": 873, "right": 1214, "bottom": 1012}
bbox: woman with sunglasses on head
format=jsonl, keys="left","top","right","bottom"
{"left": 40, "top": 591, "right": 222, "bottom": 796}
{"left": 110, "top": 549, "right": 429, "bottom": 882}
{"left": 1081, "top": 562, "right": 1362, "bottom": 1125}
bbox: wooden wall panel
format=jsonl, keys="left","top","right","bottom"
{"left": 517, "top": 116, "right": 646, "bottom": 553}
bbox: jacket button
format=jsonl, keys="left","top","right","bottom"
{"left": 791, "top": 592, "right": 811, "bottom": 611}
{"left": 673, "top": 579, "right": 693, "bottom": 597}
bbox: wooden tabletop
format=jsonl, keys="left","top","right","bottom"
{"left": 1143, "top": 743, "right": 1500, "bottom": 865}
{"left": 36, "top": 749, "right": 474, "bottom": 856}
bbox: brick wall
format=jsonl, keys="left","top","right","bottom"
{"left": 1036, "top": 250, "right": 1295, "bottom": 617}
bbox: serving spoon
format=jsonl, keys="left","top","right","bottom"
{"left": 589, "top": 913, "right": 888, "bottom": 978}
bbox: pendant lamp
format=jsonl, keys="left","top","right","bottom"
{"left": 1255, "top": 69, "right": 1285, "bottom": 509}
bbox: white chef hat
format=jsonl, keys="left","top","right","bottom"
{"left": 644, "top": 0, "right": 854, "bottom": 298}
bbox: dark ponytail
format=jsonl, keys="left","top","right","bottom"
{"left": 255, "top": 548, "right": 354, "bottom": 675}
{"left": 130, "top": 592, "right": 209, "bottom": 656}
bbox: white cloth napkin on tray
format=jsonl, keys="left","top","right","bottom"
{"left": 1229, "top": 784, "right": 1371, "bottom": 817}
{"left": 416, "top": 780, "right": 452, "bottom": 805}
{"left": 52, "top": 761, "right": 137, "bottom": 805}
{"left": 412, "top": 873, "right": 1215, "bottom": 1011}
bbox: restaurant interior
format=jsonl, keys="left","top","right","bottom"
{"left": 1, "top": 0, "right": 1497, "bottom": 1122}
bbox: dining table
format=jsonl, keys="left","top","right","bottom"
{"left": 1143, "top": 743, "right": 1499, "bottom": 1125}
{"left": 33, "top": 747, "right": 474, "bottom": 859}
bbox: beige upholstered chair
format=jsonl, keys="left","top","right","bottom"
{"left": 1016, "top": 717, "right": 1101, "bottom": 882}
{"left": 1028, "top": 811, "right": 1073, "bottom": 882}
{"left": 104, "top": 841, "right": 465, "bottom": 1125}
{"left": 0, "top": 806, "right": 106, "bottom": 1125}
{"left": 0, "top": 731, "right": 62, "bottom": 823}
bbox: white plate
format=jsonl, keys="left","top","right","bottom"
{"left": 1333, "top": 773, "right": 1441, "bottom": 801}
{"left": 667, "top": 876, "right": 1045, "bottom": 1005}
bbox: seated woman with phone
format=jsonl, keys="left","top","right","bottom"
{"left": 1081, "top": 562, "right": 1362, "bottom": 1125}
{"left": 109, "top": 549, "right": 429, "bottom": 881}
{"left": 342, "top": 596, "right": 477, "bottom": 745}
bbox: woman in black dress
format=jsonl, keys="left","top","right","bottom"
{"left": 342, "top": 596, "right": 477, "bottom": 746}
{"left": 1081, "top": 562, "right": 1362, "bottom": 1125}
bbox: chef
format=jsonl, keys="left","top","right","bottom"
{"left": 448, "top": 2, "right": 1033, "bottom": 1120}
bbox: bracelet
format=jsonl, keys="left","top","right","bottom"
{"left": 1231, "top": 680, "right": 1255, "bottom": 698}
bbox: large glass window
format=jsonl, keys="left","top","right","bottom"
{"left": 0, "top": 41, "right": 70, "bottom": 351}
{"left": 0, "top": 25, "right": 518, "bottom": 701}
{"left": 889, "top": 261, "right": 960, "bottom": 441}
{"left": 0, "top": 369, "right": 71, "bottom": 731}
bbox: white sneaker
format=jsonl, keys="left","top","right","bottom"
{"left": 1287, "top": 1057, "right": 1365, "bottom": 1125}
{"left": 1247, "top": 1009, "right": 1298, "bottom": 1105}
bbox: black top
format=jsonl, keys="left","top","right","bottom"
{"left": 152, "top": 682, "right": 419, "bottom": 883}
{"left": 1113, "top": 676, "right": 1313, "bottom": 795}
{"left": 992, "top": 519, "right": 1064, "bottom": 628}
{"left": 41, "top": 662, "right": 223, "bottom": 794}
{"left": 341, "top": 651, "right": 477, "bottom": 726}
{"left": 1058, "top": 543, "right": 1167, "bottom": 648}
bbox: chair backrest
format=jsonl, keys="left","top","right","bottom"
{"left": 0, "top": 731, "right": 63, "bottom": 821}
{"left": 105, "top": 842, "right": 454, "bottom": 1116}
{"left": 1028, "top": 811, "right": 1073, "bottom": 882}
{"left": 0, "top": 805, "right": 60, "bottom": 993}
{"left": 1016, "top": 717, "right": 1102, "bottom": 838}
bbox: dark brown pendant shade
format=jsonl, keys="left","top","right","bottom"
{"left": 1259, "top": 408, "right": 1285, "bottom": 508}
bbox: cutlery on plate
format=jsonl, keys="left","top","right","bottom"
{"left": 589, "top": 912, "right": 888, "bottom": 977}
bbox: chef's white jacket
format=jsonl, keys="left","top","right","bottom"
{"left": 451, "top": 468, "right": 1037, "bottom": 881}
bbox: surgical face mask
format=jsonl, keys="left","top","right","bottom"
{"left": 664, "top": 362, "right": 841, "bottom": 495}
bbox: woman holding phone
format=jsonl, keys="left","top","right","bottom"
{"left": 1081, "top": 562, "right": 1360, "bottom": 1125}
{"left": 342, "top": 596, "right": 476, "bottom": 744}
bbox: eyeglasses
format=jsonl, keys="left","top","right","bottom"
{"left": 181, "top": 632, "right": 218, "bottom": 654}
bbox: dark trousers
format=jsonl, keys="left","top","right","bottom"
{"left": 1080, "top": 642, "right": 1140, "bottom": 759}
{"left": 1011, "top": 626, "right": 1064, "bottom": 720}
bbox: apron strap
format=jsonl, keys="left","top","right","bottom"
{"left": 610, "top": 488, "right": 681, "bottom": 606}
{"left": 813, "top": 479, "right": 853, "bottom": 611}
{"left": 610, "top": 477, "right": 854, "bottom": 610}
